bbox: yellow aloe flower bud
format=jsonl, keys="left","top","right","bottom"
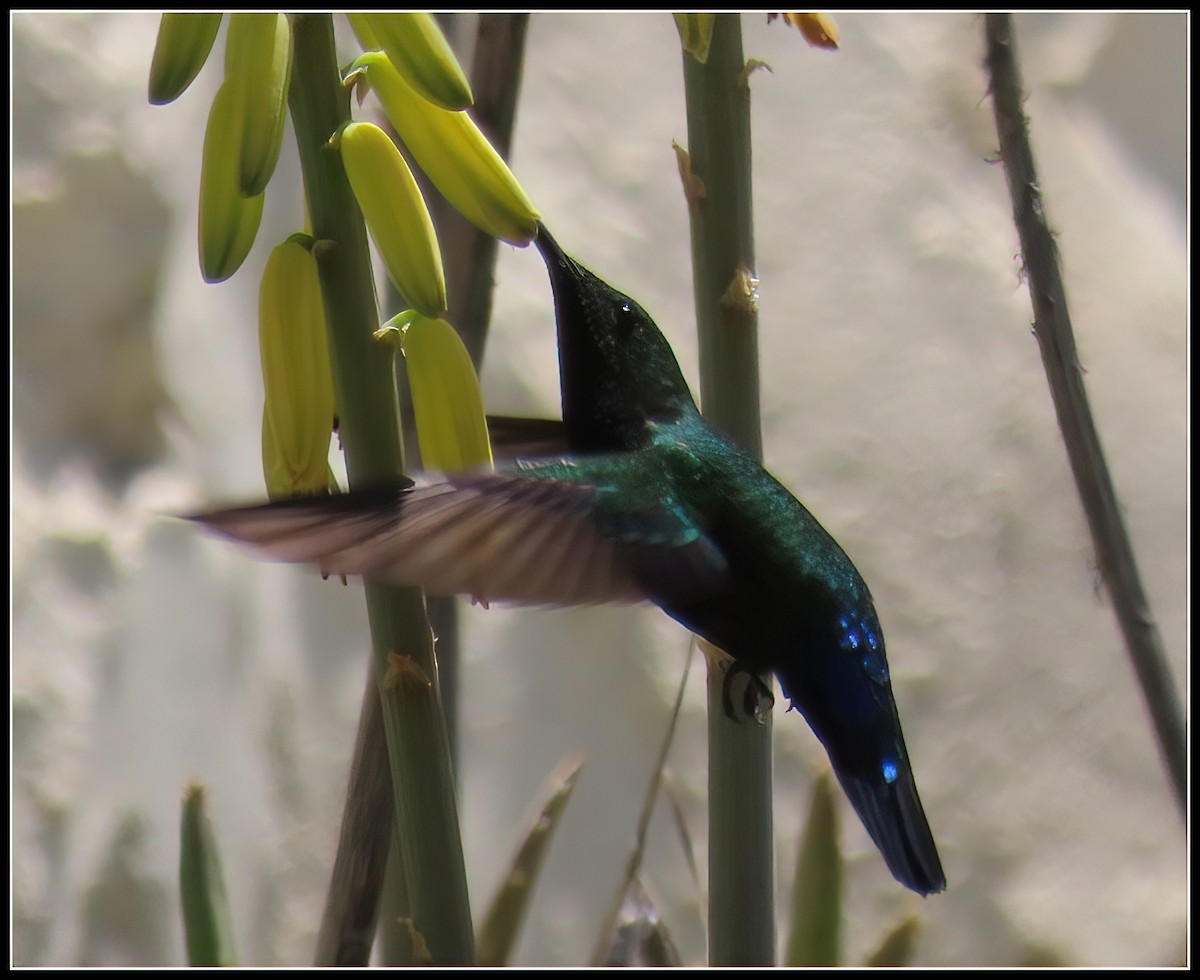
{"left": 338, "top": 121, "right": 447, "bottom": 319}
{"left": 261, "top": 406, "right": 339, "bottom": 501}
{"left": 260, "top": 405, "right": 338, "bottom": 501}
{"left": 261, "top": 405, "right": 292, "bottom": 501}
{"left": 224, "top": 13, "right": 294, "bottom": 197}
{"left": 344, "top": 12, "right": 380, "bottom": 52}
{"left": 362, "top": 12, "right": 473, "bottom": 111}
{"left": 775, "top": 13, "right": 840, "bottom": 50}
{"left": 376, "top": 312, "right": 492, "bottom": 473}
{"left": 258, "top": 236, "right": 337, "bottom": 499}
{"left": 673, "top": 13, "right": 715, "bottom": 64}
{"left": 149, "top": 12, "right": 222, "bottom": 105}
{"left": 349, "top": 52, "right": 538, "bottom": 246}
{"left": 198, "top": 82, "right": 264, "bottom": 283}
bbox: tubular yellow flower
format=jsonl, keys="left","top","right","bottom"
{"left": 261, "top": 406, "right": 293, "bottom": 501}
{"left": 224, "top": 13, "right": 294, "bottom": 197}
{"left": 339, "top": 121, "right": 447, "bottom": 318}
{"left": 344, "top": 12, "right": 380, "bottom": 52}
{"left": 258, "top": 236, "right": 337, "bottom": 499}
{"left": 149, "top": 12, "right": 222, "bottom": 105}
{"left": 376, "top": 312, "right": 492, "bottom": 473}
{"left": 777, "top": 13, "right": 840, "bottom": 50}
{"left": 350, "top": 51, "right": 538, "bottom": 246}
{"left": 362, "top": 12, "right": 474, "bottom": 111}
{"left": 198, "top": 82, "right": 264, "bottom": 283}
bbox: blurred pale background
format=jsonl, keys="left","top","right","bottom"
{"left": 11, "top": 11, "right": 1186, "bottom": 967}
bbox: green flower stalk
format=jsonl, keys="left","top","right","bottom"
{"left": 154, "top": 11, "right": 478, "bottom": 964}
{"left": 680, "top": 14, "right": 774, "bottom": 965}
{"left": 149, "top": 12, "right": 222, "bottom": 105}
{"left": 258, "top": 235, "right": 337, "bottom": 499}
{"left": 339, "top": 120, "right": 448, "bottom": 319}
{"left": 287, "top": 13, "right": 472, "bottom": 963}
{"left": 359, "top": 12, "right": 474, "bottom": 111}
{"left": 348, "top": 51, "right": 539, "bottom": 246}
{"left": 224, "top": 13, "right": 294, "bottom": 197}
{"left": 198, "top": 81, "right": 264, "bottom": 283}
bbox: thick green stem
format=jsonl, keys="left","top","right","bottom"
{"left": 681, "top": 14, "right": 775, "bottom": 966}
{"left": 313, "top": 663, "right": 394, "bottom": 965}
{"left": 288, "top": 14, "right": 474, "bottom": 965}
{"left": 683, "top": 18, "right": 762, "bottom": 462}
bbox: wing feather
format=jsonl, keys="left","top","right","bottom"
{"left": 191, "top": 460, "right": 732, "bottom": 609}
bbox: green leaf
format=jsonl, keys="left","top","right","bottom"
{"left": 866, "top": 914, "right": 920, "bottom": 967}
{"left": 179, "top": 782, "right": 237, "bottom": 966}
{"left": 591, "top": 643, "right": 696, "bottom": 964}
{"left": 784, "top": 769, "right": 842, "bottom": 966}
{"left": 475, "top": 754, "right": 585, "bottom": 965}
{"left": 663, "top": 779, "right": 701, "bottom": 896}
{"left": 597, "top": 877, "right": 683, "bottom": 967}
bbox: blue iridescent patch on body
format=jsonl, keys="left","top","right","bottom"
{"left": 882, "top": 758, "right": 899, "bottom": 784}
{"left": 837, "top": 611, "right": 890, "bottom": 685}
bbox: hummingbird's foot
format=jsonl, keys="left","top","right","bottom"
{"left": 721, "top": 662, "right": 775, "bottom": 723}
{"left": 745, "top": 673, "right": 775, "bottom": 724}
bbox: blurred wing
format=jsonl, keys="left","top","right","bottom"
{"left": 190, "top": 458, "right": 731, "bottom": 608}
{"left": 188, "top": 481, "right": 414, "bottom": 564}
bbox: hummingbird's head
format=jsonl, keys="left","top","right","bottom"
{"left": 534, "top": 223, "right": 698, "bottom": 452}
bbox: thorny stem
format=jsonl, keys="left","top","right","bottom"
{"left": 983, "top": 13, "right": 1185, "bottom": 815}
{"left": 681, "top": 13, "right": 775, "bottom": 967}
{"left": 288, "top": 13, "right": 474, "bottom": 965}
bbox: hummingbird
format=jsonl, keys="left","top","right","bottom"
{"left": 192, "top": 223, "right": 945, "bottom": 896}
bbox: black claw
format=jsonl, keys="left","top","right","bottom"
{"left": 721, "top": 661, "right": 774, "bottom": 723}
{"left": 744, "top": 672, "right": 774, "bottom": 723}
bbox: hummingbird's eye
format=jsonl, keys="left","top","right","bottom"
{"left": 616, "top": 301, "right": 637, "bottom": 335}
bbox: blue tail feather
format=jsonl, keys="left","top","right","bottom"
{"left": 833, "top": 762, "right": 945, "bottom": 896}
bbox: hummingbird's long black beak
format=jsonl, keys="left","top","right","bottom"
{"left": 534, "top": 221, "right": 577, "bottom": 277}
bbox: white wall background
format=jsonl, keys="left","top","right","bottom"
{"left": 11, "top": 11, "right": 1187, "bottom": 967}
